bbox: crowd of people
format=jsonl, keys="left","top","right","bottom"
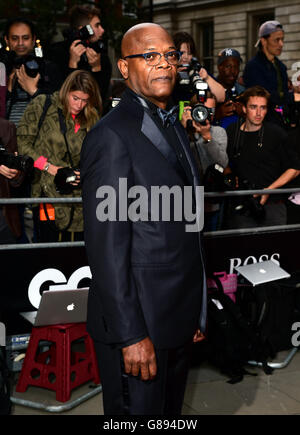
{"left": 0, "top": 8, "right": 300, "bottom": 244}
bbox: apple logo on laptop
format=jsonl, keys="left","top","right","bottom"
{"left": 259, "top": 268, "right": 267, "bottom": 274}
{"left": 67, "top": 303, "right": 75, "bottom": 311}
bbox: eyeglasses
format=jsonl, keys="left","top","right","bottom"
{"left": 123, "top": 50, "right": 183, "bottom": 66}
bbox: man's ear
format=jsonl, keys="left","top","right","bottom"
{"left": 118, "top": 58, "right": 128, "bottom": 80}
{"left": 242, "top": 105, "right": 246, "bottom": 115}
{"left": 260, "top": 37, "right": 266, "bottom": 50}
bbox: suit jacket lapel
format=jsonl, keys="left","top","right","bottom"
{"left": 141, "top": 110, "right": 181, "bottom": 176}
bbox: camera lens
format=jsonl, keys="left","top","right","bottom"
{"left": 191, "top": 104, "right": 209, "bottom": 124}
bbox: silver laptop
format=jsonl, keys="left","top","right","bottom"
{"left": 234, "top": 260, "right": 290, "bottom": 286}
{"left": 20, "top": 288, "right": 89, "bottom": 327}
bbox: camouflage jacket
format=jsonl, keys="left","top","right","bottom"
{"left": 17, "top": 92, "right": 95, "bottom": 232}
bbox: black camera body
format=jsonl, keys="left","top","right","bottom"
{"left": 54, "top": 167, "right": 80, "bottom": 195}
{"left": 225, "top": 86, "right": 239, "bottom": 102}
{"left": 14, "top": 54, "right": 41, "bottom": 78}
{"left": 234, "top": 179, "right": 265, "bottom": 221}
{"left": 203, "top": 164, "right": 235, "bottom": 193}
{"left": 63, "top": 25, "right": 104, "bottom": 54}
{"left": 0, "top": 145, "right": 33, "bottom": 173}
{"left": 4, "top": 51, "right": 42, "bottom": 78}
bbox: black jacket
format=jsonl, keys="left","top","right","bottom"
{"left": 81, "top": 88, "right": 207, "bottom": 349}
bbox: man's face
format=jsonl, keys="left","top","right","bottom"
{"left": 262, "top": 30, "right": 284, "bottom": 58}
{"left": 118, "top": 26, "right": 177, "bottom": 108}
{"left": 218, "top": 57, "right": 240, "bottom": 88}
{"left": 88, "top": 15, "right": 104, "bottom": 43}
{"left": 5, "top": 23, "right": 35, "bottom": 57}
{"left": 243, "top": 96, "right": 268, "bottom": 127}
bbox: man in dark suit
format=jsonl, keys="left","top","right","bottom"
{"left": 81, "top": 22, "right": 207, "bottom": 415}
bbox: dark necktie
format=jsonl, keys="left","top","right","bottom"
{"left": 156, "top": 105, "right": 179, "bottom": 127}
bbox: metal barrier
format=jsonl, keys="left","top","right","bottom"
{"left": 0, "top": 187, "right": 299, "bottom": 249}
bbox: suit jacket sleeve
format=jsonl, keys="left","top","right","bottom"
{"left": 81, "top": 124, "right": 148, "bottom": 345}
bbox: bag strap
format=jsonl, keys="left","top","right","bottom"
{"left": 32, "top": 94, "right": 52, "bottom": 148}
{"left": 38, "top": 94, "right": 52, "bottom": 131}
{"left": 57, "top": 108, "right": 74, "bottom": 167}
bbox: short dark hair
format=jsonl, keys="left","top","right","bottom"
{"left": 4, "top": 17, "right": 36, "bottom": 38}
{"left": 240, "top": 85, "right": 271, "bottom": 106}
{"left": 69, "top": 4, "right": 101, "bottom": 29}
{"left": 173, "top": 31, "right": 198, "bottom": 57}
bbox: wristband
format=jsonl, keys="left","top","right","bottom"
{"left": 34, "top": 156, "right": 47, "bottom": 170}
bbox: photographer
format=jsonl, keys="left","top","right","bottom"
{"left": 17, "top": 70, "right": 102, "bottom": 242}
{"left": 243, "top": 21, "right": 297, "bottom": 129}
{"left": 46, "top": 4, "right": 112, "bottom": 102}
{"left": 215, "top": 48, "right": 245, "bottom": 129}
{"left": 2, "top": 18, "right": 62, "bottom": 126}
{"left": 225, "top": 85, "right": 300, "bottom": 229}
{"left": 0, "top": 118, "right": 25, "bottom": 243}
{"left": 172, "top": 31, "right": 225, "bottom": 105}
{"left": 181, "top": 92, "right": 228, "bottom": 230}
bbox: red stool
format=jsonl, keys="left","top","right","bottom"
{"left": 16, "top": 322, "right": 100, "bottom": 402}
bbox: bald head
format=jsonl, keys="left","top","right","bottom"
{"left": 118, "top": 22, "right": 177, "bottom": 109}
{"left": 121, "top": 23, "right": 172, "bottom": 58}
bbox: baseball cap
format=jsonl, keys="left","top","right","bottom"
{"left": 255, "top": 20, "right": 283, "bottom": 47}
{"left": 217, "top": 48, "right": 242, "bottom": 66}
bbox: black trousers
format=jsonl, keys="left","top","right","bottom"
{"left": 93, "top": 340, "right": 192, "bottom": 415}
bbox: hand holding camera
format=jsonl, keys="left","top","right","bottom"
{"left": 54, "top": 167, "right": 81, "bottom": 194}
{"left": 0, "top": 164, "right": 20, "bottom": 180}
{"left": 15, "top": 64, "right": 40, "bottom": 96}
{"left": 66, "top": 24, "right": 103, "bottom": 71}
{"left": 85, "top": 47, "right": 101, "bottom": 72}
{"left": 181, "top": 105, "right": 212, "bottom": 141}
{"left": 69, "top": 39, "right": 87, "bottom": 68}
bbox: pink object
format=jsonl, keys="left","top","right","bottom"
{"left": 207, "top": 271, "right": 237, "bottom": 302}
{"left": 72, "top": 114, "right": 80, "bottom": 133}
{"left": 34, "top": 156, "right": 48, "bottom": 170}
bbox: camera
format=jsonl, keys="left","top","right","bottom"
{"left": 54, "top": 167, "right": 80, "bottom": 195}
{"left": 4, "top": 51, "right": 42, "bottom": 78}
{"left": 0, "top": 145, "right": 33, "bottom": 173}
{"left": 225, "top": 86, "right": 238, "bottom": 102}
{"left": 191, "top": 105, "right": 215, "bottom": 125}
{"left": 234, "top": 179, "right": 265, "bottom": 221}
{"left": 203, "top": 164, "right": 235, "bottom": 193}
{"left": 188, "top": 58, "right": 210, "bottom": 125}
{"left": 63, "top": 25, "right": 104, "bottom": 54}
{"left": 14, "top": 54, "right": 41, "bottom": 78}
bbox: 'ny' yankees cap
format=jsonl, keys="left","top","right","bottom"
{"left": 217, "top": 48, "right": 242, "bottom": 66}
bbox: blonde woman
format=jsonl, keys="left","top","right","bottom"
{"left": 17, "top": 70, "right": 102, "bottom": 242}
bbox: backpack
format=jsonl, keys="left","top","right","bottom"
{"left": 237, "top": 279, "right": 300, "bottom": 358}
{"left": 0, "top": 347, "right": 11, "bottom": 415}
{"left": 205, "top": 276, "right": 272, "bottom": 384}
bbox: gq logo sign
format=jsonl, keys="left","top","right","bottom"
{"left": 28, "top": 266, "right": 92, "bottom": 308}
